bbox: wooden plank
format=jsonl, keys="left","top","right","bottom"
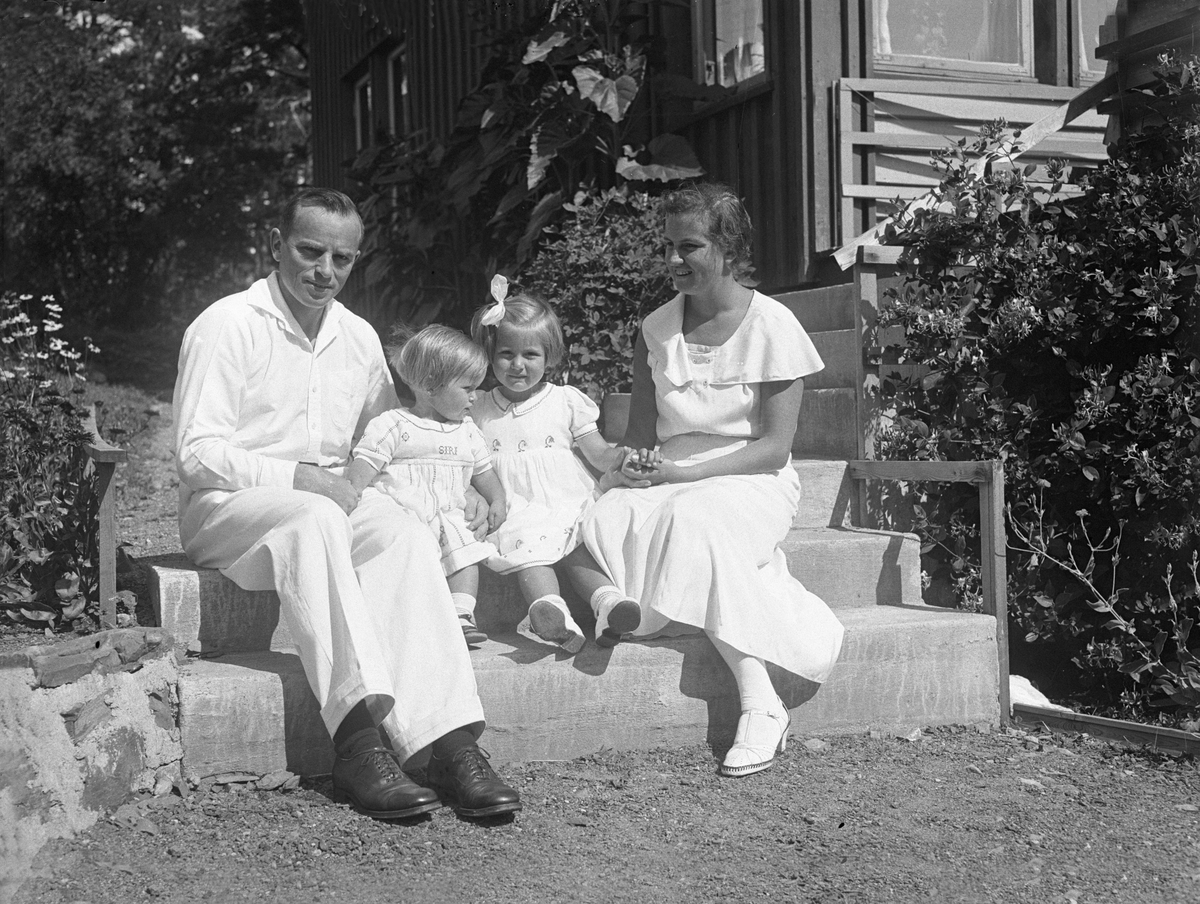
{"left": 859, "top": 245, "right": 904, "bottom": 266}
{"left": 82, "top": 408, "right": 128, "bottom": 464}
{"left": 848, "top": 460, "right": 993, "bottom": 483}
{"left": 1013, "top": 704, "right": 1200, "bottom": 755}
{"left": 840, "top": 77, "right": 1081, "bottom": 100}
{"left": 834, "top": 74, "right": 1115, "bottom": 269}
{"left": 978, "top": 460, "right": 1010, "bottom": 725}
{"left": 1094, "top": 10, "right": 1200, "bottom": 60}
{"left": 846, "top": 130, "right": 1109, "bottom": 161}
{"left": 839, "top": 81, "right": 857, "bottom": 245}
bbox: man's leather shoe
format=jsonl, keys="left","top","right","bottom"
{"left": 426, "top": 745, "right": 522, "bottom": 818}
{"left": 331, "top": 729, "right": 442, "bottom": 819}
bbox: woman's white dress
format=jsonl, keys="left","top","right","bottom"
{"left": 471, "top": 383, "right": 601, "bottom": 574}
{"left": 578, "top": 291, "right": 845, "bottom": 683}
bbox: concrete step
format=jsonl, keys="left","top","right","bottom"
{"left": 175, "top": 603, "right": 999, "bottom": 780}
{"left": 806, "top": 329, "right": 856, "bottom": 390}
{"left": 149, "top": 520, "right": 921, "bottom": 653}
{"left": 795, "top": 388, "right": 858, "bottom": 459}
{"left": 601, "top": 391, "right": 859, "bottom": 461}
{"left": 777, "top": 283, "right": 856, "bottom": 333}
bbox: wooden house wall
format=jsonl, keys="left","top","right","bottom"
{"left": 304, "top": 0, "right": 544, "bottom": 191}
{"left": 652, "top": 1, "right": 864, "bottom": 292}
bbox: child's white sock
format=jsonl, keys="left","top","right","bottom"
{"left": 588, "top": 585, "right": 624, "bottom": 616}
{"left": 451, "top": 592, "right": 476, "bottom": 618}
{"left": 589, "top": 585, "right": 641, "bottom": 647}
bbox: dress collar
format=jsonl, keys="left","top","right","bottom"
{"left": 488, "top": 382, "right": 551, "bottom": 415}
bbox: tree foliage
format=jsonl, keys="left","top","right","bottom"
{"left": 878, "top": 58, "right": 1200, "bottom": 719}
{"left": 0, "top": 0, "right": 309, "bottom": 327}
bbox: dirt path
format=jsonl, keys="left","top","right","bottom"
{"left": 14, "top": 727, "right": 1200, "bottom": 904}
{"left": 10, "top": 381, "right": 1200, "bottom": 903}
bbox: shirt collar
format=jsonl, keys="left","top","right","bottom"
{"left": 251, "top": 272, "right": 346, "bottom": 350}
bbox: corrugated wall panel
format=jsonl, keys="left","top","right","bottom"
{"left": 306, "top": 0, "right": 546, "bottom": 190}
{"left": 671, "top": 1, "right": 825, "bottom": 291}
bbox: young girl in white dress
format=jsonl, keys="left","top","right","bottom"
{"left": 469, "top": 277, "right": 637, "bottom": 654}
{"left": 347, "top": 324, "right": 506, "bottom": 645}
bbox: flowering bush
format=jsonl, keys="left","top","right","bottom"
{"left": 877, "top": 58, "right": 1200, "bottom": 719}
{"left": 1, "top": 292, "right": 100, "bottom": 629}
{"left": 518, "top": 186, "right": 673, "bottom": 401}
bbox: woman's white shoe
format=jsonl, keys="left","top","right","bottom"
{"left": 719, "top": 705, "right": 790, "bottom": 777}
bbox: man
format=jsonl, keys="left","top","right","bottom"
{"left": 173, "top": 187, "right": 520, "bottom": 819}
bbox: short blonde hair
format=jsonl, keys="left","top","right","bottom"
{"left": 470, "top": 293, "right": 566, "bottom": 373}
{"left": 386, "top": 323, "right": 488, "bottom": 392}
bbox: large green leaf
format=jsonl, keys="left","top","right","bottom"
{"left": 572, "top": 66, "right": 638, "bottom": 122}
{"left": 615, "top": 134, "right": 705, "bottom": 182}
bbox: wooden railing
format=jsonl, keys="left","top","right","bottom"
{"left": 83, "top": 405, "right": 128, "bottom": 628}
{"left": 848, "top": 459, "right": 1010, "bottom": 724}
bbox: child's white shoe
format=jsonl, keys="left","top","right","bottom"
{"left": 594, "top": 595, "right": 641, "bottom": 648}
{"left": 524, "top": 596, "right": 585, "bottom": 654}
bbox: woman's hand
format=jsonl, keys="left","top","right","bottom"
{"left": 620, "top": 447, "right": 661, "bottom": 480}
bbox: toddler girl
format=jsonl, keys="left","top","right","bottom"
{"left": 469, "top": 276, "right": 640, "bottom": 653}
{"left": 347, "top": 324, "right": 506, "bottom": 645}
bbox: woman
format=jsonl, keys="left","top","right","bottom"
{"left": 565, "top": 182, "right": 845, "bottom": 777}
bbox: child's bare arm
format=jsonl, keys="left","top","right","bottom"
{"left": 346, "top": 456, "right": 380, "bottom": 493}
{"left": 471, "top": 469, "right": 507, "bottom": 531}
{"left": 575, "top": 431, "right": 624, "bottom": 473}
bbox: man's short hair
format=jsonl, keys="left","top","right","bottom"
{"left": 279, "top": 187, "right": 363, "bottom": 239}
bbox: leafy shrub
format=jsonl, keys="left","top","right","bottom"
{"left": 877, "top": 58, "right": 1200, "bottom": 719}
{"left": 1, "top": 292, "right": 99, "bottom": 630}
{"left": 518, "top": 186, "right": 672, "bottom": 401}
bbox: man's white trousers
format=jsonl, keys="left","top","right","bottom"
{"left": 181, "top": 486, "right": 486, "bottom": 764}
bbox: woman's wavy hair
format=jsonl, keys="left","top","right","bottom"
{"left": 470, "top": 292, "right": 566, "bottom": 378}
{"left": 660, "top": 181, "right": 754, "bottom": 281}
{"left": 386, "top": 323, "right": 488, "bottom": 392}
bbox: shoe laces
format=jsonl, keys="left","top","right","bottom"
{"left": 449, "top": 745, "right": 496, "bottom": 781}
{"left": 346, "top": 745, "right": 403, "bottom": 781}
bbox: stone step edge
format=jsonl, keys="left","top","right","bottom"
{"left": 176, "top": 605, "right": 1001, "bottom": 778}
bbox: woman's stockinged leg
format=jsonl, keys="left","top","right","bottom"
{"left": 711, "top": 634, "right": 790, "bottom": 778}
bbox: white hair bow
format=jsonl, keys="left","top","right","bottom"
{"left": 480, "top": 274, "right": 509, "bottom": 327}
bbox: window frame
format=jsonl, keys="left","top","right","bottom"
{"left": 690, "top": 0, "right": 769, "bottom": 93}
{"left": 872, "top": 0, "right": 1036, "bottom": 82}
{"left": 1072, "top": 0, "right": 1119, "bottom": 85}
{"left": 353, "top": 72, "right": 373, "bottom": 151}
{"left": 386, "top": 44, "right": 410, "bottom": 138}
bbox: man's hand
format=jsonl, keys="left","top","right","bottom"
{"left": 294, "top": 463, "right": 360, "bottom": 514}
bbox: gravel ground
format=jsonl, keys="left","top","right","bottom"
{"left": 14, "top": 728, "right": 1200, "bottom": 904}
{"left": 10, "top": 379, "right": 1200, "bottom": 904}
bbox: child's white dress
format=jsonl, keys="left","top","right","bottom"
{"left": 471, "top": 383, "right": 600, "bottom": 574}
{"left": 352, "top": 408, "right": 497, "bottom": 576}
{"left": 577, "top": 292, "right": 845, "bottom": 684}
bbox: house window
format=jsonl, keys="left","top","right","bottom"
{"left": 353, "top": 73, "right": 372, "bottom": 151}
{"left": 1074, "top": 0, "right": 1119, "bottom": 84}
{"left": 387, "top": 45, "right": 410, "bottom": 137}
{"left": 693, "top": 0, "right": 766, "bottom": 88}
{"left": 873, "top": 0, "right": 1034, "bottom": 80}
